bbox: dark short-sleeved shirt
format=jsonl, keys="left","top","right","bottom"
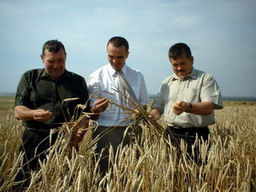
{"left": 15, "top": 69, "right": 90, "bottom": 129}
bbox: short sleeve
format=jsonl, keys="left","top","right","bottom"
{"left": 151, "top": 83, "right": 166, "bottom": 114}
{"left": 200, "top": 75, "right": 223, "bottom": 109}
{"left": 15, "top": 72, "right": 32, "bottom": 107}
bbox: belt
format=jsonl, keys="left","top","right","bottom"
{"left": 114, "top": 126, "right": 127, "bottom": 129}
{"left": 168, "top": 126, "right": 209, "bottom": 131}
{"left": 166, "top": 126, "right": 209, "bottom": 138}
{"left": 26, "top": 127, "right": 59, "bottom": 134}
{"left": 98, "top": 126, "right": 128, "bottom": 129}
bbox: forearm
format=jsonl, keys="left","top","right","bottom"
{"left": 187, "top": 102, "right": 214, "bottom": 115}
{"left": 14, "top": 105, "right": 35, "bottom": 121}
{"left": 14, "top": 105, "right": 53, "bottom": 122}
{"left": 173, "top": 101, "right": 215, "bottom": 116}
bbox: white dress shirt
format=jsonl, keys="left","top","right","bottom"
{"left": 88, "top": 64, "right": 149, "bottom": 126}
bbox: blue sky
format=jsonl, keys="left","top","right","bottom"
{"left": 0, "top": 0, "right": 255, "bottom": 97}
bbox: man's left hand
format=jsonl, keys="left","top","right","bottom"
{"left": 69, "top": 133, "right": 84, "bottom": 148}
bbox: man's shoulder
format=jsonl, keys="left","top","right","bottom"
{"left": 22, "top": 68, "right": 43, "bottom": 78}
{"left": 194, "top": 68, "right": 213, "bottom": 79}
{"left": 24, "top": 68, "right": 43, "bottom": 74}
{"left": 66, "top": 70, "right": 85, "bottom": 82}
{"left": 161, "top": 75, "right": 174, "bottom": 84}
{"left": 66, "top": 70, "right": 83, "bottom": 77}
{"left": 89, "top": 64, "right": 109, "bottom": 77}
{"left": 126, "top": 65, "right": 144, "bottom": 76}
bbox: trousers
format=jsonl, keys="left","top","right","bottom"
{"left": 93, "top": 125, "right": 140, "bottom": 175}
{"left": 165, "top": 126, "right": 210, "bottom": 163}
{"left": 13, "top": 128, "right": 58, "bottom": 191}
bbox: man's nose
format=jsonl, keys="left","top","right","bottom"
{"left": 112, "top": 58, "right": 118, "bottom": 63}
{"left": 52, "top": 62, "right": 59, "bottom": 68}
{"left": 177, "top": 65, "right": 183, "bottom": 70}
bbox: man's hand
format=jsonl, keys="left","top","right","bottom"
{"left": 148, "top": 109, "right": 162, "bottom": 122}
{"left": 69, "top": 132, "right": 84, "bottom": 149}
{"left": 172, "top": 101, "right": 189, "bottom": 115}
{"left": 33, "top": 109, "right": 53, "bottom": 122}
{"left": 131, "top": 109, "right": 140, "bottom": 119}
{"left": 15, "top": 105, "right": 53, "bottom": 122}
{"left": 173, "top": 101, "right": 216, "bottom": 115}
{"left": 91, "top": 98, "right": 109, "bottom": 113}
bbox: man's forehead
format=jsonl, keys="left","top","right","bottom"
{"left": 170, "top": 55, "right": 189, "bottom": 62}
{"left": 44, "top": 48, "right": 65, "bottom": 54}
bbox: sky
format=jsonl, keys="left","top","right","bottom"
{"left": 0, "top": 0, "right": 256, "bottom": 97}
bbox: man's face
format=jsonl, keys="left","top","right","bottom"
{"left": 170, "top": 54, "right": 194, "bottom": 77}
{"left": 41, "top": 48, "right": 66, "bottom": 79}
{"left": 107, "top": 43, "right": 129, "bottom": 71}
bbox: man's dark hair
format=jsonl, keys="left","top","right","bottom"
{"left": 168, "top": 43, "right": 192, "bottom": 59}
{"left": 42, "top": 40, "right": 66, "bottom": 56}
{"left": 107, "top": 36, "right": 129, "bottom": 52}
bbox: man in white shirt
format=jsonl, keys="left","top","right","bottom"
{"left": 88, "top": 36, "right": 149, "bottom": 173}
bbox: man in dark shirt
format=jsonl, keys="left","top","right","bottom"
{"left": 14, "top": 40, "right": 108, "bottom": 190}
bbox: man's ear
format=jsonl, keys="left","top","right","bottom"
{"left": 40, "top": 55, "right": 44, "bottom": 62}
{"left": 191, "top": 56, "right": 194, "bottom": 65}
{"left": 126, "top": 51, "right": 130, "bottom": 59}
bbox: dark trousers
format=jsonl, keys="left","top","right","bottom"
{"left": 93, "top": 126, "right": 138, "bottom": 175}
{"left": 165, "top": 126, "right": 210, "bottom": 163}
{"left": 14, "top": 128, "right": 58, "bottom": 190}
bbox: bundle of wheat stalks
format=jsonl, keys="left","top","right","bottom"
{"left": 0, "top": 99, "right": 255, "bottom": 191}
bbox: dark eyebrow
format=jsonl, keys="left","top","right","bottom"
{"left": 108, "top": 55, "right": 124, "bottom": 59}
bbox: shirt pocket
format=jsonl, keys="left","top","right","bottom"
{"left": 184, "top": 88, "right": 201, "bottom": 102}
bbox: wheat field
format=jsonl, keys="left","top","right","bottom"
{"left": 0, "top": 97, "right": 255, "bottom": 191}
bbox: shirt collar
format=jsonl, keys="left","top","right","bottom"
{"left": 171, "top": 67, "right": 197, "bottom": 81}
{"left": 109, "top": 64, "right": 128, "bottom": 77}
{"left": 40, "top": 69, "right": 69, "bottom": 81}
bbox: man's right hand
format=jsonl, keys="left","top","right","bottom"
{"left": 33, "top": 109, "right": 53, "bottom": 122}
{"left": 15, "top": 105, "right": 53, "bottom": 122}
{"left": 91, "top": 98, "right": 109, "bottom": 113}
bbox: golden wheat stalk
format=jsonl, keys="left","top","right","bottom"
{"left": 92, "top": 89, "right": 176, "bottom": 145}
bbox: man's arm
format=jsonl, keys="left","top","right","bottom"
{"left": 172, "top": 101, "right": 214, "bottom": 116}
{"left": 15, "top": 105, "right": 53, "bottom": 122}
{"left": 69, "top": 98, "right": 109, "bottom": 148}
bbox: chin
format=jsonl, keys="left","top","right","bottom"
{"left": 112, "top": 64, "right": 124, "bottom": 71}
{"left": 178, "top": 72, "right": 188, "bottom": 77}
{"left": 51, "top": 73, "right": 63, "bottom": 79}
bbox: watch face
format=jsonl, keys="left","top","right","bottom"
{"left": 186, "top": 103, "right": 192, "bottom": 113}
{"left": 189, "top": 103, "right": 192, "bottom": 110}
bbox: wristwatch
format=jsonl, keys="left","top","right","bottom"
{"left": 186, "top": 103, "right": 192, "bottom": 113}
